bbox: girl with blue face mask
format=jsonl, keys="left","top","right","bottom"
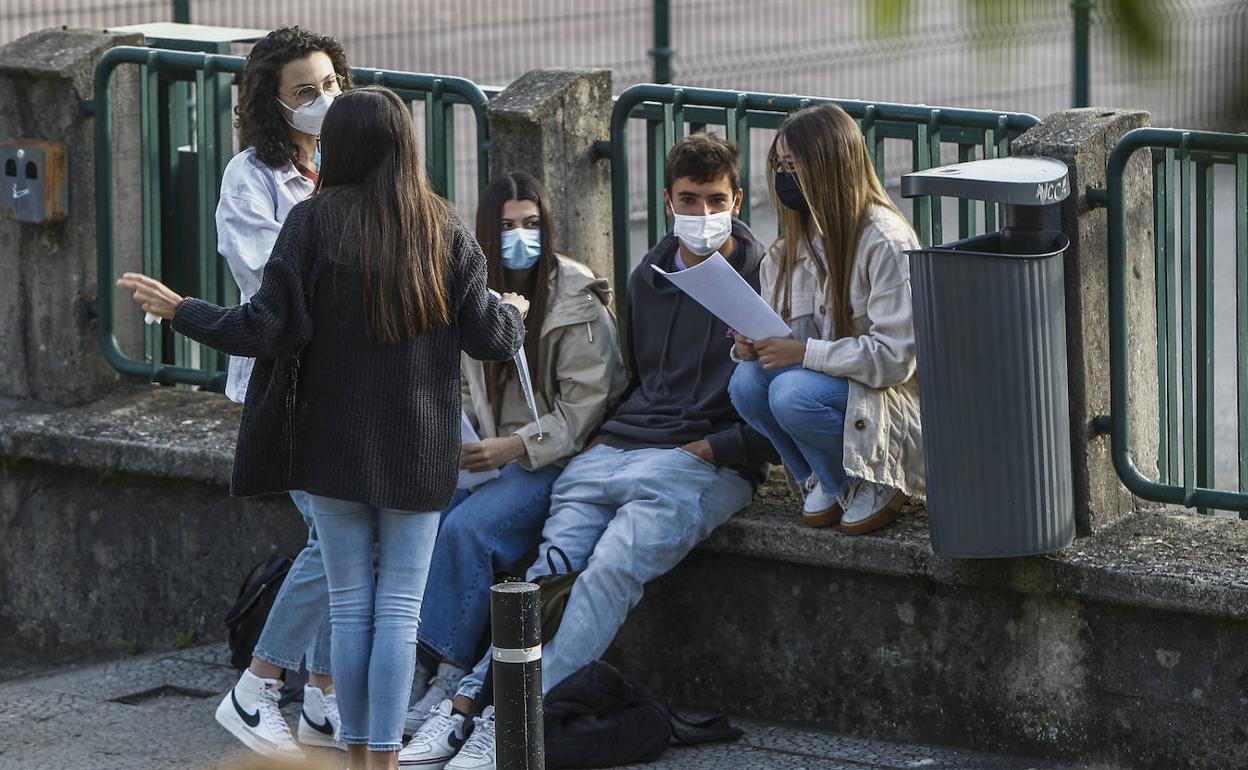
{"left": 399, "top": 172, "right": 629, "bottom": 768}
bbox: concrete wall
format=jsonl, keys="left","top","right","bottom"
{"left": 486, "top": 68, "right": 614, "bottom": 281}
{"left": 0, "top": 29, "right": 145, "bottom": 405}
{"left": 617, "top": 545, "right": 1248, "bottom": 770}
{"left": 1014, "top": 109, "right": 1159, "bottom": 536}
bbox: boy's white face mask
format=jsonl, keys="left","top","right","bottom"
{"left": 672, "top": 210, "right": 732, "bottom": 256}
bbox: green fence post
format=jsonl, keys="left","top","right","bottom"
{"left": 172, "top": 0, "right": 191, "bottom": 24}
{"left": 1237, "top": 153, "right": 1248, "bottom": 510}
{"left": 1072, "top": 0, "right": 1092, "bottom": 107}
{"left": 1195, "top": 158, "right": 1215, "bottom": 515}
{"left": 651, "top": 0, "right": 673, "bottom": 83}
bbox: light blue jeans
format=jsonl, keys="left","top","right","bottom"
{"left": 308, "top": 495, "right": 439, "bottom": 751}
{"left": 419, "top": 462, "right": 563, "bottom": 671}
{"left": 251, "top": 490, "right": 332, "bottom": 675}
{"left": 512, "top": 444, "right": 753, "bottom": 694}
{"left": 729, "top": 361, "right": 851, "bottom": 495}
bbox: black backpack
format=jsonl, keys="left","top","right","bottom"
{"left": 543, "top": 660, "right": 742, "bottom": 769}
{"left": 223, "top": 554, "right": 292, "bottom": 671}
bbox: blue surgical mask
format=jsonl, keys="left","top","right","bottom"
{"left": 313, "top": 142, "right": 321, "bottom": 173}
{"left": 500, "top": 227, "right": 542, "bottom": 270}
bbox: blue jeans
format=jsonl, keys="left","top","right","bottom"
{"left": 418, "top": 462, "right": 562, "bottom": 670}
{"left": 252, "top": 490, "right": 332, "bottom": 675}
{"left": 729, "top": 361, "right": 850, "bottom": 495}
{"left": 515, "top": 444, "right": 753, "bottom": 694}
{"left": 309, "top": 495, "right": 439, "bottom": 751}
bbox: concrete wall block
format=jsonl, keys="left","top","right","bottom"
{"left": 0, "top": 29, "right": 145, "bottom": 405}
{"left": 0, "top": 460, "right": 304, "bottom": 658}
{"left": 617, "top": 550, "right": 1248, "bottom": 769}
{"left": 486, "top": 68, "right": 614, "bottom": 282}
{"left": 1013, "top": 108, "right": 1156, "bottom": 535}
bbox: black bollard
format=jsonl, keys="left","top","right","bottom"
{"left": 490, "top": 581, "right": 545, "bottom": 770}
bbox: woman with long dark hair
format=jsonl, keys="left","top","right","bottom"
{"left": 399, "top": 172, "right": 626, "bottom": 768}
{"left": 214, "top": 25, "right": 353, "bottom": 759}
{"left": 118, "top": 86, "right": 527, "bottom": 770}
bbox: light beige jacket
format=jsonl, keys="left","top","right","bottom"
{"left": 762, "top": 205, "right": 925, "bottom": 497}
{"left": 462, "top": 255, "right": 628, "bottom": 470}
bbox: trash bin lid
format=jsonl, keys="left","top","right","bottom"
{"left": 901, "top": 157, "right": 1069, "bottom": 207}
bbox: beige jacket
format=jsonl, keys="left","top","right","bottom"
{"left": 462, "top": 255, "right": 628, "bottom": 470}
{"left": 762, "top": 205, "right": 926, "bottom": 497}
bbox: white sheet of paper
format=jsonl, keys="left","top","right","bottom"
{"left": 458, "top": 409, "right": 500, "bottom": 490}
{"left": 513, "top": 347, "right": 545, "bottom": 439}
{"left": 488, "top": 287, "right": 545, "bottom": 439}
{"left": 651, "top": 251, "right": 792, "bottom": 341}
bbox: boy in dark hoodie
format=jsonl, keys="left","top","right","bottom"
{"left": 522, "top": 133, "right": 775, "bottom": 697}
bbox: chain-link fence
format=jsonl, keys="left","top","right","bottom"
{"left": 5, "top": 0, "right": 1245, "bottom": 129}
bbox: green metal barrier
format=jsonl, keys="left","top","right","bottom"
{"left": 608, "top": 83, "right": 1040, "bottom": 304}
{"left": 1106, "top": 127, "right": 1248, "bottom": 515}
{"left": 93, "top": 45, "right": 490, "bottom": 388}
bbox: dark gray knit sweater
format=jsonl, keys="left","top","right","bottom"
{"left": 172, "top": 192, "right": 525, "bottom": 512}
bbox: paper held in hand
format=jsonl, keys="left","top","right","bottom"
{"left": 651, "top": 251, "right": 791, "bottom": 340}
{"left": 488, "top": 288, "right": 545, "bottom": 440}
{"left": 458, "top": 410, "right": 500, "bottom": 490}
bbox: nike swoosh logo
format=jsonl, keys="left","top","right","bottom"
{"left": 447, "top": 729, "right": 467, "bottom": 750}
{"left": 12, "top": 186, "right": 29, "bottom": 199}
{"left": 302, "top": 708, "right": 335, "bottom": 736}
{"left": 232, "top": 689, "right": 261, "bottom": 728}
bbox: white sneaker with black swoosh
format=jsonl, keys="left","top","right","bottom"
{"left": 398, "top": 699, "right": 469, "bottom": 768}
{"left": 298, "top": 684, "right": 345, "bottom": 750}
{"left": 214, "top": 669, "right": 304, "bottom": 760}
{"left": 445, "top": 706, "right": 496, "bottom": 770}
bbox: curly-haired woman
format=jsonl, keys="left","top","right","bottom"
{"left": 212, "top": 26, "right": 353, "bottom": 761}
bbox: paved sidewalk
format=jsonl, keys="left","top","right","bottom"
{"left": 0, "top": 644, "right": 1085, "bottom": 770}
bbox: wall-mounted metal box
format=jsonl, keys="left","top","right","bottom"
{"left": 1, "top": 140, "right": 68, "bottom": 223}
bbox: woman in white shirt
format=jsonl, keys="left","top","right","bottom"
{"left": 729, "top": 103, "right": 925, "bottom": 536}
{"left": 211, "top": 26, "right": 352, "bottom": 760}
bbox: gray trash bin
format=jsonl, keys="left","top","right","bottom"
{"left": 902, "top": 157, "right": 1074, "bottom": 558}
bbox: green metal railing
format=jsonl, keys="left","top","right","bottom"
{"left": 93, "top": 45, "right": 490, "bottom": 388}
{"left": 607, "top": 83, "right": 1040, "bottom": 303}
{"left": 1106, "top": 127, "right": 1248, "bottom": 515}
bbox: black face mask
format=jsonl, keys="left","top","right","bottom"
{"left": 774, "top": 172, "right": 809, "bottom": 214}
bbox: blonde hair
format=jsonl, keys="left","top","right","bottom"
{"left": 767, "top": 103, "right": 915, "bottom": 339}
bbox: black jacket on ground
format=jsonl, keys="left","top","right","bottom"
{"left": 173, "top": 190, "right": 524, "bottom": 512}
{"left": 601, "top": 219, "right": 776, "bottom": 483}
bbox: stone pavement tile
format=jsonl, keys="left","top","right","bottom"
{"left": 0, "top": 645, "right": 1079, "bottom": 770}
{"left": 0, "top": 684, "right": 98, "bottom": 724}
{"left": 731, "top": 719, "right": 1081, "bottom": 769}
{"left": 168, "top": 643, "right": 234, "bottom": 669}
{"left": 617, "top": 742, "right": 874, "bottom": 769}
{"left": 23, "top": 654, "right": 237, "bottom": 703}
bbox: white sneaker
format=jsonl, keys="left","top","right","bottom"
{"left": 839, "top": 478, "right": 906, "bottom": 535}
{"left": 801, "top": 475, "right": 844, "bottom": 528}
{"left": 398, "top": 699, "right": 469, "bottom": 768}
{"left": 409, "top": 660, "right": 432, "bottom": 705}
{"left": 445, "top": 706, "right": 495, "bottom": 770}
{"left": 404, "top": 662, "right": 468, "bottom": 735}
{"left": 298, "top": 684, "right": 345, "bottom": 750}
{"left": 214, "top": 669, "right": 304, "bottom": 760}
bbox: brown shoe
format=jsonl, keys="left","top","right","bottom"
{"left": 800, "top": 477, "right": 844, "bottom": 528}
{"left": 838, "top": 480, "right": 906, "bottom": 535}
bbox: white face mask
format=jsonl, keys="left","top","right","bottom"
{"left": 671, "top": 210, "right": 732, "bottom": 256}
{"left": 276, "top": 91, "right": 335, "bottom": 136}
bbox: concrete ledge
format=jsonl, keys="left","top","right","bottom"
{"left": 0, "top": 385, "right": 238, "bottom": 486}
{"left": 3, "top": 384, "right": 1245, "bottom": 625}
{"left": 704, "top": 501, "right": 1248, "bottom": 623}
